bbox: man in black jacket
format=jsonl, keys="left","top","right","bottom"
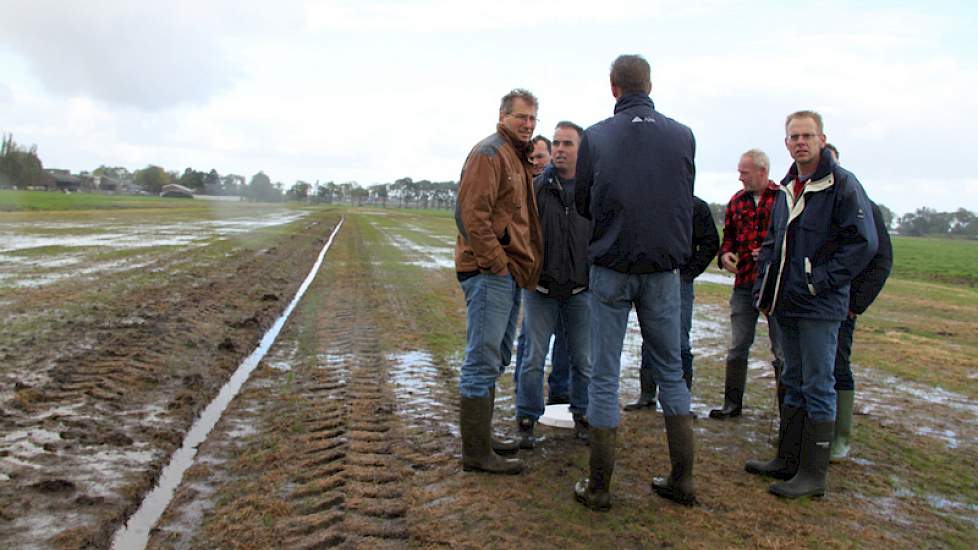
{"left": 574, "top": 54, "right": 698, "bottom": 510}
{"left": 516, "top": 121, "right": 592, "bottom": 447}
{"left": 824, "top": 144, "right": 893, "bottom": 461}
{"left": 624, "top": 195, "right": 719, "bottom": 410}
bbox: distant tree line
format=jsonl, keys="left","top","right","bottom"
{"left": 2, "top": 133, "right": 973, "bottom": 226}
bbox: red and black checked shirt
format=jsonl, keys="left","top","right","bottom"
{"left": 718, "top": 181, "right": 780, "bottom": 287}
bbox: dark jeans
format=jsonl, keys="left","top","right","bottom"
{"left": 728, "top": 285, "right": 784, "bottom": 368}
{"left": 833, "top": 315, "right": 857, "bottom": 391}
{"left": 514, "top": 313, "right": 570, "bottom": 398}
{"left": 778, "top": 315, "right": 840, "bottom": 422}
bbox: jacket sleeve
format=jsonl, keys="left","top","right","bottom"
{"left": 849, "top": 201, "right": 893, "bottom": 314}
{"left": 810, "top": 175, "right": 879, "bottom": 295}
{"left": 455, "top": 150, "right": 509, "bottom": 274}
{"left": 683, "top": 198, "right": 720, "bottom": 279}
{"left": 718, "top": 198, "right": 736, "bottom": 268}
{"left": 574, "top": 133, "right": 593, "bottom": 220}
{"left": 753, "top": 194, "right": 784, "bottom": 301}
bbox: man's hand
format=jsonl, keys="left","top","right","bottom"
{"left": 720, "top": 252, "right": 738, "bottom": 274}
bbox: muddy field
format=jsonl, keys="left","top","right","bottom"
{"left": 2, "top": 206, "right": 977, "bottom": 549}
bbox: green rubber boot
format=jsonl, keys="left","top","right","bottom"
{"left": 574, "top": 427, "right": 616, "bottom": 511}
{"left": 830, "top": 390, "right": 854, "bottom": 462}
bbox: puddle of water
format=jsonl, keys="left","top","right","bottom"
{"left": 913, "top": 426, "right": 960, "bottom": 449}
{"left": 110, "top": 218, "right": 344, "bottom": 550}
{"left": 388, "top": 351, "right": 455, "bottom": 432}
{"left": 370, "top": 221, "right": 455, "bottom": 271}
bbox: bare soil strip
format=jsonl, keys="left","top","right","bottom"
{"left": 0, "top": 212, "right": 340, "bottom": 548}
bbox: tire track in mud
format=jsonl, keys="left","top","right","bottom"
{"left": 150, "top": 222, "right": 412, "bottom": 549}
{"left": 0, "top": 216, "right": 336, "bottom": 549}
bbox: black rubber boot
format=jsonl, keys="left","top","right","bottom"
{"left": 461, "top": 395, "right": 525, "bottom": 475}
{"left": 488, "top": 386, "right": 519, "bottom": 456}
{"left": 624, "top": 368, "right": 657, "bottom": 411}
{"left": 651, "top": 414, "right": 698, "bottom": 506}
{"left": 573, "top": 413, "right": 589, "bottom": 444}
{"left": 517, "top": 416, "right": 543, "bottom": 449}
{"left": 745, "top": 405, "right": 804, "bottom": 480}
{"left": 709, "top": 359, "right": 747, "bottom": 419}
{"left": 574, "top": 427, "right": 616, "bottom": 511}
{"left": 769, "top": 417, "right": 833, "bottom": 498}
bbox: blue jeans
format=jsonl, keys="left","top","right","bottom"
{"left": 459, "top": 273, "right": 522, "bottom": 398}
{"left": 728, "top": 285, "right": 784, "bottom": 370}
{"left": 588, "top": 266, "right": 689, "bottom": 428}
{"left": 517, "top": 290, "right": 591, "bottom": 419}
{"left": 777, "top": 315, "right": 840, "bottom": 422}
{"left": 833, "top": 316, "right": 857, "bottom": 391}
{"left": 513, "top": 314, "right": 570, "bottom": 399}
{"left": 639, "top": 278, "right": 694, "bottom": 387}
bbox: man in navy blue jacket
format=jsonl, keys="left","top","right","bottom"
{"left": 745, "top": 111, "right": 877, "bottom": 499}
{"left": 573, "top": 54, "right": 697, "bottom": 510}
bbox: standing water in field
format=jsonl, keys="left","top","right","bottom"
{"left": 110, "top": 218, "right": 344, "bottom": 550}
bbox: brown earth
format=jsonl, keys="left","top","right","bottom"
{"left": 0, "top": 212, "right": 341, "bottom": 548}
{"left": 4, "top": 212, "right": 976, "bottom": 549}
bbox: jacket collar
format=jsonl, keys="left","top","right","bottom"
{"left": 613, "top": 93, "right": 655, "bottom": 115}
{"left": 496, "top": 123, "right": 533, "bottom": 162}
{"left": 784, "top": 147, "right": 835, "bottom": 185}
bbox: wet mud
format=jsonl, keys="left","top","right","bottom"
{"left": 3, "top": 210, "right": 976, "bottom": 548}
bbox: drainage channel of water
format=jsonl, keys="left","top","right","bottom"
{"left": 111, "top": 217, "right": 344, "bottom": 550}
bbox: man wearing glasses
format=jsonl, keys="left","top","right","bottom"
{"left": 454, "top": 89, "right": 543, "bottom": 475}
{"left": 745, "top": 111, "right": 877, "bottom": 499}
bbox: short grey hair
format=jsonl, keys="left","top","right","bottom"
{"left": 499, "top": 88, "right": 538, "bottom": 114}
{"left": 741, "top": 149, "right": 770, "bottom": 172}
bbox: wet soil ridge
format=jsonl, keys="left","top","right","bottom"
{"left": 111, "top": 218, "right": 345, "bottom": 549}
{"left": 145, "top": 220, "right": 412, "bottom": 548}
{"left": 0, "top": 212, "right": 338, "bottom": 549}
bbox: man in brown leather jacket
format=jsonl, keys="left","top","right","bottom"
{"left": 454, "top": 88, "right": 543, "bottom": 475}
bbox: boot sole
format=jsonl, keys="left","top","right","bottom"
{"left": 574, "top": 491, "right": 611, "bottom": 512}
{"left": 462, "top": 463, "right": 525, "bottom": 475}
{"left": 708, "top": 410, "right": 741, "bottom": 419}
{"left": 745, "top": 465, "right": 795, "bottom": 480}
{"left": 652, "top": 483, "right": 698, "bottom": 507}
{"left": 768, "top": 486, "right": 825, "bottom": 499}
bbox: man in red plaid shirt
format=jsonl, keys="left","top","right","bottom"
{"left": 709, "top": 149, "right": 785, "bottom": 419}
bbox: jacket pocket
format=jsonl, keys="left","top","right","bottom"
{"left": 804, "top": 257, "right": 816, "bottom": 296}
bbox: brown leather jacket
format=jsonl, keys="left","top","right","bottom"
{"left": 454, "top": 123, "right": 542, "bottom": 288}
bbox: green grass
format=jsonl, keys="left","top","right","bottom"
{"left": 890, "top": 235, "right": 978, "bottom": 286}
{"left": 0, "top": 190, "right": 204, "bottom": 211}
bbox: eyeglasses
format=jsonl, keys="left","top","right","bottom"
{"left": 787, "top": 133, "right": 819, "bottom": 142}
{"left": 508, "top": 113, "right": 538, "bottom": 124}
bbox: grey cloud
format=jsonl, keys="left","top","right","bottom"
{"left": 0, "top": 2, "right": 248, "bottom": 110}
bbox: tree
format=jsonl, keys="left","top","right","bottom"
{"left": 178, "top": 167, "right": 206, "bottom": 193}
{"left": 876, "top": 203, "right": 895, "bottom": 230}
{"left": 93, "top": 165, "right": 131, "bottom": 182}
{"left": 247, "top": 171, "right": 280, "bottom": 202}
{"left": 0, "top": 134, "right": 45, "bottom": 188}
{"left": 288, "top": 180, "right": 311, "bottom": 201}
{"left": 133, "top": 165, "right": 172, "bottom": 194}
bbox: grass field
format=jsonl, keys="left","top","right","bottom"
{"left": 890, "top": 235, "right": 978, "bottom": 286}
{"left": 0, "top": 189, "right": 210, "bottom": 211}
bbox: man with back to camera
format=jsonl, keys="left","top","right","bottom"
{"left": 454, "top": 88, "right": 543, "bottom": 475}
{"left": 823, "top": 143, "right": 893, "bottom": 462}
{"left": 516, "top": 121, "right": 592, "bottom": 448}
{"left": 574, "top": 54, "right": 698, "bottom": 510}
{"left": 708, "top": 149, "right": 786, "bottom": 419}
{"left": 745, "top": 111, "right": 877, "bottom": 499}
{"left": 624, "top": 194, "right": 719, "bottom": 411}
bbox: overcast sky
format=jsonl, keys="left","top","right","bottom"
{"left": 1, "top": 0, "right": 976, "bottom": 215}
